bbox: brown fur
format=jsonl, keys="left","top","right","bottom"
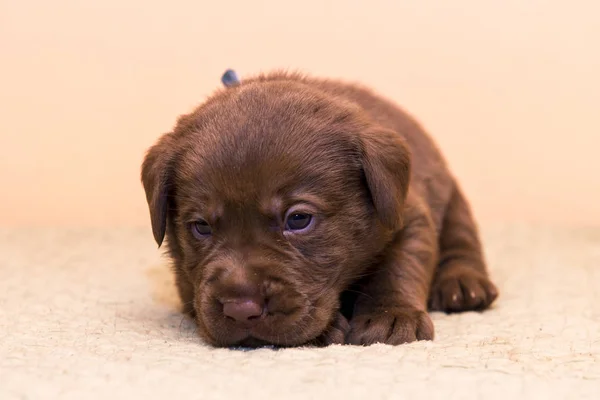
{"left": 140, "top": 71, "right": 498, "bottom": 347}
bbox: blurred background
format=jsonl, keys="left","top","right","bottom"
{"left": 1, "top": 0, "right": 598, "bottom": 227}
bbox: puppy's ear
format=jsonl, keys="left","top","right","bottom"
{"left": 141, "top": 133, "right": 177, "bottom": 247}
{"left": 360, "top": 128, "right": 411, "bottom": 231}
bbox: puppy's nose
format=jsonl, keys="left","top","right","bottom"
{"left": 222, "top": 298, "right": 264, "bottom": 323}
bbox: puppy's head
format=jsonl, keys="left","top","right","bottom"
{"left": 141, "top": 77, "right": 410, "bottom": 347}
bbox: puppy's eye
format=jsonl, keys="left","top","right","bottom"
{"left": 191, "top": 219, "right": 212, "bottom": 238}
{"left": 285, "top": 213, "right": 313, "bottom": 231}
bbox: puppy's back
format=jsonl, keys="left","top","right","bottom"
{"left": 242, "top": 72, "right": 450, "bottom": 181}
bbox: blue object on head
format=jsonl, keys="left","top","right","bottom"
{"left": 221, "top": 69, "right": 240, "bottom": 87}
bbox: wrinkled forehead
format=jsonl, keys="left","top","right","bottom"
{"left": 173, "top": 93, "right": 363, "bottom": 209}
{"left": 176, "top": 131, "right": 360, "bottom": 207}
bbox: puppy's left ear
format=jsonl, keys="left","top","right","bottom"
{"left": 141, "top": 133, "right": 177, "bottom": 247}
{"left": 360, "top": 128, "right": 411, "bottom": 231}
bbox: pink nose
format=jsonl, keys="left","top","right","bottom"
{"left": 222, "top": 299, "right": 264, "bottom": 323}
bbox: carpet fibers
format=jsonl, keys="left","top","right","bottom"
{"left": 1, "top": 224, "right": 598, "bottom": 399}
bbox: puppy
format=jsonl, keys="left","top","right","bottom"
{"left": 141, "top": 71, "right": 498, "bottom": 347}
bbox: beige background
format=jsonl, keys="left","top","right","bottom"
{"left": 1, "top": 0, "right": 598, "bottom": 227}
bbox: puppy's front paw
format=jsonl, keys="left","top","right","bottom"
{"left": 309, "top": 312, "right": 350, "bottom": 346}
{"left": 347, "top": 307, "right": 434, "bottom": 346}
{"left": 428, "top": 265, "right": 499, "bottom": 312}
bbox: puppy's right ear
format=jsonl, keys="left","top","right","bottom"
{"left": 360, "top": 127, "right": 411, "bottom": 232}
{"left": 141, "top": 134, "right": 177, "bottom": 247}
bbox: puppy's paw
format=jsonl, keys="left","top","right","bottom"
{"left": 347, "top": 307, "right": 434, "bottom": 346}
{"left": 428, "top": 265, "right": 499, "bottom": 313}
{"left": 310, "top": 312, "right": 350, "bottom": 346}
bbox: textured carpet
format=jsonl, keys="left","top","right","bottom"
{"left": 1, "top": 224, "right": 599, "bottom": 399}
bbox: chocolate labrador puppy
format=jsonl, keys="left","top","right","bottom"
{"left": 141, "top": 71, "right": 498, "bottom": 347}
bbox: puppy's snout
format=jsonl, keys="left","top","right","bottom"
{"left": 222, "top": 298, "right": 265, "bottom": 324}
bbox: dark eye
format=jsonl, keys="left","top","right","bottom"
{"left": 285, "top": 213, "right": 313, "bottom": 231}
{"left": 191, "top": 219, "right": 212, "bottom": 238}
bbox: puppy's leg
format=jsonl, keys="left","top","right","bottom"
{"left": 347, "top": 198, "right": 437, "bottom": 345}
{"left": 428, "top": 184, "right": 498, "bottom": 312}
{"left": 308, "top": 312, "right": 350, "bottom": 347}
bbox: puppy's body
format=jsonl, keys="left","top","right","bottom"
{"left": 141, "top": 71, "right": 498, "bottom": 347}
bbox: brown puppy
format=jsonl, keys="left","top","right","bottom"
{"left": 141, "top": 71, "right": 498, "bottom": 347}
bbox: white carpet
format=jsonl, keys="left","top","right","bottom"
{"left": 1, "top": 224, "right": 599, "bottom": 399}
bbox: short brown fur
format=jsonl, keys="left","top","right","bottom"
{"left": 141, "top": 71, "right": 498, "bottom": 347}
